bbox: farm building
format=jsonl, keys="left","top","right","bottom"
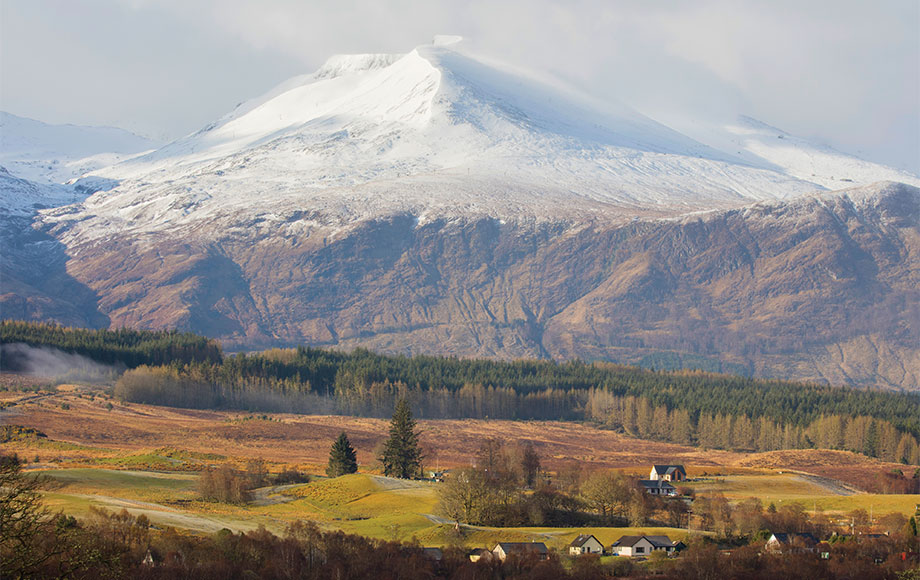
{"left": 649, "top": 465, "right": 686, "bottom": 482}
{"left": 569, "top": 534, "right": 604, "bottom": 555}
{"left": 611, "top": 535, "right": 678, "bottom": 557}
{"left": 492, "top": 542, "right": 549, "bottom": 561}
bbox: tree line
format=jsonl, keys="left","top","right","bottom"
{"left": 585, "top": 391, "right": 920, "bottom": 465}
{"left": 0, "top": 320, "right": 222, "bottom": 368}
{"left": 3, "top": 321, "right": 919, "bottom": 464}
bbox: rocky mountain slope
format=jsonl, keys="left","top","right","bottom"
{"left": 2, "top": 40, "right": 918, "bottom": 389}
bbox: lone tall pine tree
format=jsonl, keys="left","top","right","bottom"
{"left": 380, "top": 399, "right": 423, "bottom": 479}
{"left": 326, "top": 432, "right": 358, "bottom": 477}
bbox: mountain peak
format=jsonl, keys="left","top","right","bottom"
{"left": 68, "top": 40, "right": 920, "bottom": 239}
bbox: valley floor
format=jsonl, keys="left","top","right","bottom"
{"left": 2, "top": 381, "right": 918, "bottom": 548}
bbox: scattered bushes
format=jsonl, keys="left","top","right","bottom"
{"left": 197, "top": 466, "right": 252, "bottom": 504}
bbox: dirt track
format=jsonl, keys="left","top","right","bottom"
{"left": 792, "top": 472, "right": 861, "bottom": 496}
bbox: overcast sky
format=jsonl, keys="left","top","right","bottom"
{"left": 2, "top": 0, "right": 918, "bottom": 172}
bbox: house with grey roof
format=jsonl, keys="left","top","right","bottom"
{"left": 568, "top": 534, "right": 604, "bottom": 555}
{"left": 492, "top": 542, "right": 549, "bottom": 561}
{"left": 649, "top": 465, "right": 687, "bottom": 482}
{"left": 638, "top": 479, "right": 677, "bottom": 496}
{"left": 765, "top": 532, "right": 819, "bottom": 554}
{"left": 610, "top": 535, "right": 678, "bottom": 557}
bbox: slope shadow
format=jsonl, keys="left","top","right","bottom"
{"left": 0, "top": 215, "right": 109, "bottom": 328}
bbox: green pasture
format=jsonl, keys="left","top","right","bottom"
{"left": 33, "top": 468, "right": 919, "bottom": 550}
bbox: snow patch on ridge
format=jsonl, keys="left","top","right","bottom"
{"left": 314, "top": 53, "right": 402, "bottom": 80}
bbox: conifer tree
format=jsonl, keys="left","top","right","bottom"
{"left": 326, "top": 431, "right": 358, "bottom": 477}
{"left": 380, "top": 399, "right": 422, "bottom": 479}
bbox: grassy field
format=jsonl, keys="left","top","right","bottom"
{"left": 32, "top": 468, "right": 696, "bottom": 548}
{"left": 30, "top": 465, "right": 919, "bottom": 553}
{"left": 3, "top": 380, "right": 919, "bottom": 550}
{"left": 685, "top": 474, "right": 840, "bottom": 500}
{"left": 0, "top": 387, "right": 746, "bottom": 473}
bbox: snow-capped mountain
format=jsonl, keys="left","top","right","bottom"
{"left": 4, "top": 39, "right": 918, "bottom": 389}
{"left": 0, "top": 111, "right": 158, "bottom": 185}
{"left": 45, "top": 39, "right": 837, "bottom": 243}
{"left": 45, "top": 38, "right": 915, "bottom": 245}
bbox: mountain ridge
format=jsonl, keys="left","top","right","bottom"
{"left": 1, "top": 40, "right": 918, "bottom": 389}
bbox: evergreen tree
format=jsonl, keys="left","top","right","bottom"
{"left": 380, "top": 399, "right": 422, "bottom": 479}
{"left": 326, "top": 432, "right": 358, "bottom": 477}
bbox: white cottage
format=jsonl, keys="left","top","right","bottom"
{"left": 765, "top": 533, "right": 819, "bottom": 554}
{"left": 649, "top": 465, "right": 686, "bottom": 482}
{"left": 638, "top": 479, "right": 677, "bottom": 496}
{"left": 568, "top": 534, "right": 604, "bottom": 555}
{"left": 610, "top": 535, "right": 677, "bottom": 557}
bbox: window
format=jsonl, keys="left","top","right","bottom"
{"left": 636, "top": 547, "right": 644, "bottom": 554}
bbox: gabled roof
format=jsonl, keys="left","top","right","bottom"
{"left": 770, "top": 533, "right": 818, "bottom": 546}
{"left": 646, "top": 536, "right": 676, "bottom": 548}
{"left": 569, "top": 534, "right": 600, "bottom": 547}
{"left": 652, "top": 464, "right": 686, "bottom": 476}
{"left": 611, "top": 535, "right": 643, "bottom": 547}
{"left": 612, "top": 535, "right": 674, "bottom": 548}
{"left": 494, "top": 542, "right": 548, "bottom": 554}
{"left": 638, "top": 479, "right": 675, "bottom": 489}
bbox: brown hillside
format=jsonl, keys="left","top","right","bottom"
{"left": 8, "top": 183, "right": 916, "bottom": 389}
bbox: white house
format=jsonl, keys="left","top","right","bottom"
{"left": 638, "top": 479, "right": 677, "bottom": 496}
{"left": 765, "top": 533, "right": 819, "bottom": 554}
{"left": 568, "top": 534, "right": 604, "bottom": 555}
{"left": 610, "top": 535, "right": 677, "bottom": 557}
{"left": 649, "top": 465, "right": 686, "bottom": 482}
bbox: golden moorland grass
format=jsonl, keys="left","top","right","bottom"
{"left": 2, "top": 381, "right": 918, "bottom": 546}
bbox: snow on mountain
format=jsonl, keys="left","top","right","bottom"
{"left": 45, "top": 40, "right": 844, "bottom": 243}
{"left": 37, "top": 39, "right": 920, "bottom": 247}
{"left": 0, "top": 112, "right": 158, "bottom": 185}
{"left": 678, "top": 115, "right": 920, "bottom": 190}
{"left": 0, "top": 166, "right": 85, "bottom": 218}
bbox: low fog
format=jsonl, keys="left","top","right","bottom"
{"left": 0, "top": 343, "right": 124, "bottom": 384}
